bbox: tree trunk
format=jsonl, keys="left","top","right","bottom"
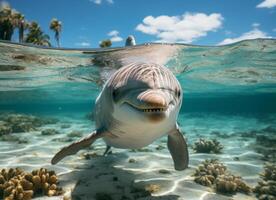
{"left": 19, "top": 22, "right": 24, "bottom": 43}
{"left": 55, "top": 31, "right": 60, "bottom": 47}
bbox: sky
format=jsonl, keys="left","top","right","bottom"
{"left": 3, "top": 0, "right": 276, "bottom": 48}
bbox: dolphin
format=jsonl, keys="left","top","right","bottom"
{"left": 51, "top": 62, "right": 189, "bottom": 170}
{"left": 125, "top": 35, "right": 136, "bottom": 46}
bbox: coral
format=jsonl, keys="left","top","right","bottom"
{"left": 128, "top": 158, "right": 136, "bottom": 163}
{"left": 52, "top": 138, "right": 74, "bottom": 143}
{"left": 254, "top": 163, "right": 276, "bottom": 200}
{"left": 155, "top": 145, "right": 165, "bottom": 151}
{"left": 211, "top": 131, "right": 231, "bottom": 139}
{"left": 0, "top": 121, "right": 12, "bottom": 136}
{"left": 256, "top": 135, "right": 276, "bottom": 147}
{"left": 0, "top": 168, "right": 63, "bottom": 200}
{"left": 67, "top": 131, "right": 82, "bottom": 138}
{"left": 260, "top": 163, "right": 276, "bottom": 181}
{"left": 215, "top": 175, "right": 251, "bottom": 194}
{"left": 193, "top": 159, "right": 251, "bottom": 195}
{"left": 0, "top": 113, "right": 58, "bottom": 134}
{"left": 255, "top": 135, "right": 276, "bottom": 163}
{"left": 158, "top": 169, "right": 171, "bottom": 174}
{"left": 41, "top": 129, "right": 60, "bottom": 136}
{"left": 130, "top": 185, "right": 151, "bottom": 198}
{"left": 194, "top": 159, "right": 226, "bottom": 186}
{"left": 144, "top": 184, "right": 161, "bottom": 193}
{"left": 0, "top": 135, "right": 28, "bottom": 144}
{"left": 130, "top": 148, "right": 153, "bottom": 153}
{"left": 0, "top": 65, "right": 25, "bottom": 71}
{"left": 193, "top": 138, "right": 223, "bottom": 153}
{"left": 60, "top": 124, "right": 71, "bottom": 129}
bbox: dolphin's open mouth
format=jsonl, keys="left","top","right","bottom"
{"left": 124, "top": 102, "right": 167, "bottom": 113}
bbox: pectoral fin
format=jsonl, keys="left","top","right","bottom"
{"left": 167, "top": 125, "right": 189, "bottom": 170}
{"left": 51, "top": 130, "right": 105, "bottom": 165}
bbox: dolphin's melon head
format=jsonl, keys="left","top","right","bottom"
{"left": 108, "top": 63, "right": 182, "bottom": 124}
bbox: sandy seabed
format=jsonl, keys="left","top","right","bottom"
{"left": 0, "top": 112, "right": 274, "bottom": 200}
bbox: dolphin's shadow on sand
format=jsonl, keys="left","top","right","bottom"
{"left": 61, "top": 152, "right": 180, "bottom": 200}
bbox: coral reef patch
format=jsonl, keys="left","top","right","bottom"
{"left": 254, "top": 163, "right": 276, "bottom": 200}
{"left": 193, "top": 138, "right": 223, "bottom": 153}
{"left": 0, "top": 168, "right": 63, "bottom": 200}
{"left": 0, "top": 113, "right": 58, "bottom": 136}
{"left": 193, "top": 159, "right": 251, "bottom": 195}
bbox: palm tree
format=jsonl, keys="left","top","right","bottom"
{"left": 18, "top": 18, "right": 28, "bottom": 43}
{"left": 99, "top": 39, "right": 112, "bottom": 48}
{"left": 25, "top": 21, "right": 51, "bottom": 46}
{"left": 11, "top": 11, "right": 26, "bottom": 43}
{"left": 49, "top": 18, "right": 62, "bottom": 47}
{"left": 0, "top": 4, "right": 13, "bottom": 40}
{"left": 0, "top": 3, "right": 27, "bottom": 42}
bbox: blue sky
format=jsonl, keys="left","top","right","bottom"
{"left": 4, "top": 0, "right": 276, "bottom": 48}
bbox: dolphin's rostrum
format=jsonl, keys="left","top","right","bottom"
{"left": 51, "top": 62, "right": 189, "bottom": 170}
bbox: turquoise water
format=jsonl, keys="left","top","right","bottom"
{"left": 0, "top": 39, "right": 275, "bottom": 200}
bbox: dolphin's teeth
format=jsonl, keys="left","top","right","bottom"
{"left": 141, "top": 108, "right": 165, "bottom": 112}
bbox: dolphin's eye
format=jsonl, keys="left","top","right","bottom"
{"left": 176, "top": 90, "right": 181, "bottom": 98}
{"left": 112, "top": 89, "right": 119, "bottom": 98}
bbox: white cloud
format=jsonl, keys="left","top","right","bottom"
{"left": 108, "top": 30, "right": 119, "bottom": 37}
{"left": 273, "top": 28, "right": 276, "bottom": 32}
{"left": 106, "top": 0, "right": 114, "bottom": 4}
{"left": 218, "top": 28, "right": 272, "bottom": 45}
{"left": 89, "top": 0, "right": 114, "bottom": 5}
{"left": 257, "top": 0, "right": 276, "bottom": 8}
{"left": 90, "top": 0, "right": 101, "bottom": 4}
{"left": 107, "top": 30, "right": 123, "bottom": 42}
{"left": 135, "top": 12, "right": 223, "bottom": 43}
{"left": 252, "top": 23, "right": 260, "bottom": 27}
{"left": 110, "top": 36, "right": 123, "bottom": 42}
{"left": 75, "top": 42, "right": 91, "bottom": 47}
{"left": 225, "top": 30, "right": 233, "bottom": 35}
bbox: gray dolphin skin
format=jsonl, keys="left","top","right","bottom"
{"left": 125, "top": 35, "right": 136, "bottom": 46}
{"left": 51, "top": 62, "right": 189, "bottom": 170}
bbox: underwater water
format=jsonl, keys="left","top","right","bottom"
{"left": 0, "top": 39, "right": 276, "bottom": 200}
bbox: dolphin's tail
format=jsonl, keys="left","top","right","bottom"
{"left": 51, "top": 130, "right": 103, "bottom": 164}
